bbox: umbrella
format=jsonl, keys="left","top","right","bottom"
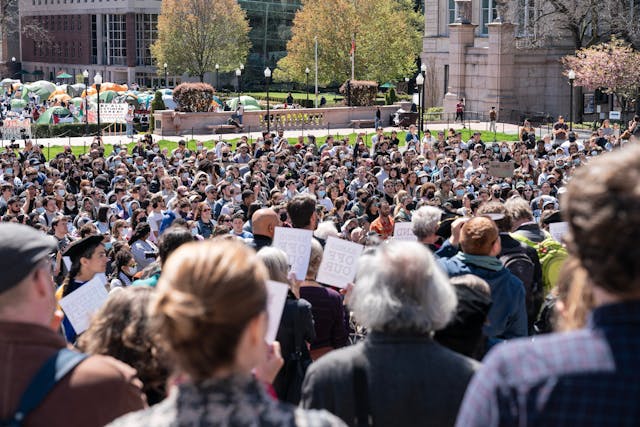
{"left": 36, "top": 106, "right": 73, "bottom": 124}
{"left": 380, "top": 82, "right": 396, "bottom": 89}
{"left": 56, "top": 72, "right": 73, "bottom": 79}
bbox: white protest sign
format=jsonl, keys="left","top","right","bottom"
{"left": 98, "top": 103, "right": 128, "bottom": 124}
{"left": 272, "top": 227, "right": 313, "bottom": 280}
{"left": 59, "top": 273, "right": 109, "bottom": 334}
{"left": 1, "top": 118, "right": 31, "bottom": 140}
{"left": 316, "top": 236, "right": 364, "bottom": 288}
{"left": 393, "top": 222, "right": 418, "bottom": 242}
{"left": 549, "top": 221, "right": 569, "bottom": 243}
{"left": 265, "top": 280, "right": 289, "bottom": 343}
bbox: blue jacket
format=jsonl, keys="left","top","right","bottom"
{"left": 437, "top": 241, "right": 527, "bottom": 341}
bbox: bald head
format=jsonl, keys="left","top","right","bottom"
{"left": 252, "top": 208, "right": 279, "bottom": 238}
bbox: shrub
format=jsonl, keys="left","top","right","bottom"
{"left": 149, "top": 91, "right": 166, "bottom": 132}
{"left": 172, "top": 82, "right": 215, "bottom": 112}
{"left": 339, "top": 80, "right": 378, "bottom": 106}
{"left": 426, "top": 106, "right": 444, "bottom": 120}
{"left": 385, "top": 88, "right": 398, "bottom": 105}
{"left": 30, "top": 123, "right": 111, "bottom": 138}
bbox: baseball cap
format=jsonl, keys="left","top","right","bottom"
{"left": 0, "top": 224, "right": 57, "bottom": 294}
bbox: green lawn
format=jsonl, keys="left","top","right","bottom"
{"left": 35, "top": 128, "right": 517, "bottom": 160}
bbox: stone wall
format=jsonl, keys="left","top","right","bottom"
{"left": 152, "top": 105, "right": 401, "bottom": 136}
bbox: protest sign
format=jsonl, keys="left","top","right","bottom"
{"left": 272, "top": 227, "right": 313, "bottom": 280}
{"left": 316, "top": 236, "right": 364, "bottom": 288}
{"left": 549, "top": 221, "right": 569, "bottom": 243}
{"left": 393, "top": 222, "right": 418, "bottom": 242}
{"left": 265, "top": 280, "right": 289, "bottom": 343}
{"left": 98, "top": 103, "right": 128, "bottom": 124}
{"left": 487, "top": 161, "right": 515, "bottom": 178}
{"left": 59, "top": 273, "right": 108, "bottom": 334}
{"left": 1, "top": 118, "right": 31, "bottom": 140}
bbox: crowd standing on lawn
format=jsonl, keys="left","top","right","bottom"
{"left": 0, "top": 110, "right": 640, "bottom": 426}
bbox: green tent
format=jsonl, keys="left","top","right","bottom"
{"left": 227, "top": 95, "right": 262, "bottom": 111}
{"left": 36, "top": 106, "right": 74, "bottom": 124}
{"left": 98, "top": 90, "right": 118, "bottom": 103}
{"left": 10, "top": 99, "right": 27, "bottom": 110}
{"left": 21, "top": 80, "right": 56, "bottom": 102}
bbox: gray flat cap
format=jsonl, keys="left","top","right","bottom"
{"left": 0, "top": 223, "right": 57, "bottom": 294}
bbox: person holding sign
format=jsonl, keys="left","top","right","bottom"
{"left": 299, "top": 239, "right": 349, "bottom": 361}
{"left": 0, "top": 224, "right": 145, "bottom": 427}
{"left": 56, "top": 235, "right": 108, "bottom": 343}
{"left": 109, "top": 239, "right": 344, "bottom": 427}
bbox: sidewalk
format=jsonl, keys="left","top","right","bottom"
{"left": 20, "top": 121, "right": 591, "bottom": 147}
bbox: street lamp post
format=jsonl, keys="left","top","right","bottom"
{"left": 420, "top": 63, "right": 427, "bottom": 134}
{"left": 215, "top": 63, "right": 219, "bottom": 89}
{"left": 163, "top": 63, "right": 168, "bottom": 89}
{"left": 264, "top": 67, "right": 271, "bottom": 133}
{"left": 568, "top": 69, "right": 576, "bottom": 131}
{"left": 94, "top": 72, "right": 103, "bottom": 136}
{"left": 305, "top": 67, "right": 310, "bottom": 107}
{"left": 235, "top": 68, "right": 242, "bottom": 99}
{"left": 10, "top": 57, "right": 16, "bottom": 80}
{"left": 416, "top": 72, "right": 425, "bottom": 138}
{"left": 83, "top": 69, "right": 89, "bottom": 135}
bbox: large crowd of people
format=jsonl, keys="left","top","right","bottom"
{"left": 1, "top": 113, "right": 639, "bottom": 426}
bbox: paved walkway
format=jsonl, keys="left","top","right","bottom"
{"left": 23, "top": 121, "right": 592, "bottom": 147}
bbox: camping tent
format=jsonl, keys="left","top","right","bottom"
{"left": 21, "top": 80, "right": 56, "bottom": 102}
{"left": 36, "top": 106, "right": 75, "bottom": 124}
{"left": 226, "top": 96, "right": 262, "bottom": 111}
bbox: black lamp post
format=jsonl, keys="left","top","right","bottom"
{"left": 163, "top": 62, "right": 168, "bottom": 89}
{"left": 94, "top": 72, "right": 103, "bottom": 136}
{"left": 568, "top": 69, "right": 575, "bottom": 131}
{"left": 215, "top": 63, "right": 219, "bottom": 89}
{"left": 264, "top": 67, "right": 271, "bottom": 133}
{"left": 235, "top": 67, "right": 242, "bottom": 99}
{"left": 11, "top": 57, "right": 17, "bottom": 80}
{"left": 83, "top": 69, "right": 89, "bottom": 135}
{"left": 305, "top": 67, "right": 310, "bottom": 106}
{"left": 420, "top": 63, "right": 427, "bottom": 132}
{"left": 416, "top": 72, "right": 424, "bottom": 137}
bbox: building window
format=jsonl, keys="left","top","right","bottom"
{"left": 64, "top": 16, "right": 68, "bottom": 30}
{"left": 104, "top": 14, "right": 127, "bottom": 66}
{"left": 448, "top": 0, "right": 456, "bottom": 23}
{"left": 481, "top": 0, "right": 498, "bottom": 34}
{"left": 64, "top": 41, "right": 68, "bottom": 57}
{"left": 91, "top": 14, "right": 97, "bottom": 63}
{"left": 71, "top": 41, "right": 75, "bottom": 57}
{"left": 135, "top": 13, "right": 158, "bottom": 66}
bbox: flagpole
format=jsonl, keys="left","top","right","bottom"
{"left": 351, "top": 33, "right": 355, "bottom": 81}
{"left": 314, "top": 36, "right": 318, "bottom": 108}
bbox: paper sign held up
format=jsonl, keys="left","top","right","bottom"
{"left": 549, "top": 221, "right": 569, "bottom": 243}
{"left": 316, "top": 236, "right": 364, "bottom": 288}
{"left": 272, "top": 227, "right": 313, "bottom": 281}
{"left": 393, "top": 222, "right": 418, "bottom": 242}
{"left": 487, "top": 161, "right": 515, "bottom": 178}
{"left": 59, "top": 274, "right": 109, "bottom": 335}
{"left": 265, "top": 280, "right": 289, "bottom": 343}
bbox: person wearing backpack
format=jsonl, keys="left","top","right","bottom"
{"left": 0, "top": 224, "right": 146, "bottom": 427}
{"left": 477, "top": 202, "right": 543, "bottom": 334}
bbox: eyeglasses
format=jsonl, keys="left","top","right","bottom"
{"left": 202, "top": 208, "right": 211, "bottom": 212}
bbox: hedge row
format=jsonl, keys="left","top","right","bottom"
{"left": 29, "top": 123, "right": 145, "bottom": 138}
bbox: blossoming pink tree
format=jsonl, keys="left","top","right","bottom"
{"left": 562, "top": 37, "right": 640, "bottom": 116}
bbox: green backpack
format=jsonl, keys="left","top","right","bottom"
{"left": 512, "top": 232, "right": 568, "bottom": 294}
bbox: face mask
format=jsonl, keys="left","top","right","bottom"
{"left": 526, "top": 180, "right": 534, "bottom": 186}
{"left": 181, "top": 173, "right": 189, "bottom": 180}
{"left": 591, "top": 151, "right": 598, "bottom": 156}
{"left": 279, "top": 212, "right": 288, "bottom": 222}
{"left": 114, "top": 160, "right": 122, "bottom": 168}
{"left": 268, "top": 155, "right": 275, "bottom": 162}
{"left": 121, "top": 228, "right": 130, "bottom": 237}
{"left": 455, "top": 189, "right": 465, "bottom": 197}
{"left": 153, "top": 147, "right": 160, "bottom": 153}
{"left": 57, "top": 189, "right": 65, "bottom": 197}
{"left": 318, "top": 190, "right": 326, "bottom": 198}
{"left": 420, "top": 177, "right": 429, "bottom": 184}
{"left": 114, "top": 147, "right": 120, "bottom": 154}
{"left": 126, "top": 158, "right": 133, "bottom": 164}
{"left": 289, "top": 162, "right": 296, "bottom": 169}
{"left": 493, "top": 147, "right": 500, "bottom": 153}
{"left": 226, "top": 176, "right": 234, "bottom": 183}
{"left": 104, "top": 242, "right": 113, "bottom": 251}
{"left": 66, "top": 202, "right": 75, "bottom": 209}
{"left": 197, "top": 145, "right": 203, "bottom": 151}
{"left": 66, "top": 222, "right": 73, "bottom": 233}
{"left": 191, "top": 227, "right": 199, "bottom": 236}
{"left": 36, "top": 207, "right": 45, "bottom": 214}
{"left": 339, "top": 153, "right": 345, "bottom": 160}
{"left": 344, "top": 161, "right": 352, "bottom": 168}
{"left": 501, "top": 147, "right": 508, "bottom": 153}
{"left": 175, "top": 153, "right": 183, "bottom": 159}
{"left": 126, "top": 265, "right": 138, "bottom": 276}
{"left": 34, "top": 165, "right": 40, "bottom": 171}
{"left": 139, "top": 217, "right": 147, "bottom": 223}
{"left": 493, "top": 191, "right": 501, "bottom": 198}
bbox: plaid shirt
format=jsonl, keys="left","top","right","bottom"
{"left": 456, "top": 301, "right": 640, "bottom": 427}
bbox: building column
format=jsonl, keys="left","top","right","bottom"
{"left": 96, "top": 14, "right": 104, "bottom": 66}
{"left": 484, "top": 21, "right": 517, "bottom": 120}
{"left": 443, "top": 22, "right": 476, "bottom": 114}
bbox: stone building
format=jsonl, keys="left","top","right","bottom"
{"left": 421, "top": 0, "right": 576, "bottom": 121}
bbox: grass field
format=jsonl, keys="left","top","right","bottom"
{"left": 35, "top": 128, "right": 517, "bottom": 159}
